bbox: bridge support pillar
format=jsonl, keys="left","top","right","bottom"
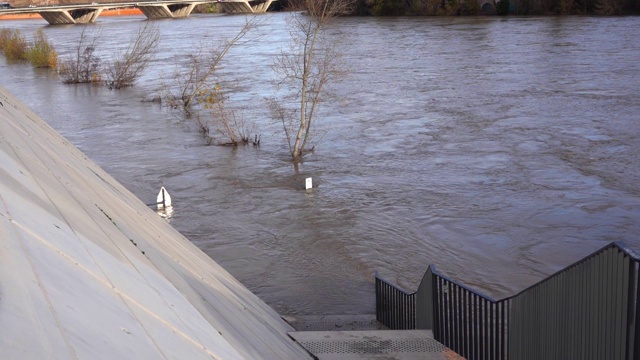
{"left": 251, "top": 0, "right": 273, "bottom": 12}
{"left": 137, "top": 3, "right": 197, "bottom": 19}
{"left": 169, "top": 3, "right": 197, "bottom": 17}
{"left": 71, "top": 8, "right": 104, "bottom": 23}
{"left": 219, "top": 0, "right": 274, "bottom": 13}
{"left": 38, "top": 8, "right": 104, "bottom": 25}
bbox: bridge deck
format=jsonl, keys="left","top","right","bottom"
{"left": 0, "top": 0, "right": 275, "bottom": 24}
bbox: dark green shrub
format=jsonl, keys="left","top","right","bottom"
{"left": 496, "top": 0, "right": 510, "bottom": 14}
{"left": 370, "top": 0, "right": 405, "bottom": 15}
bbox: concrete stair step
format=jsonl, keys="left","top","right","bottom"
{"left": 282, "top": 314, "right": 388, "bottom": 331}
{"left": 288, "top": 329, "right": 464, "bottom": 360}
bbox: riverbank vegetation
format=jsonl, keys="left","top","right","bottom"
{"left": 0, "top": 28, "right": 57, "bottom": 67}
{"left": 352, "top": 0, "right": 640, "bottom": 15}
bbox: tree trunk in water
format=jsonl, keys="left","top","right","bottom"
{"left": 293, "top": 35, "right": 312, "bottom": 162}
{"left": 292, "top": 104, "right": 306, "bottom": 161}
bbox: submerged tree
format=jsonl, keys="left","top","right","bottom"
{"left": 197, "top": 84, "right": 257, "bottom": 146}
{"left": 59, "top": 23, "right": 158, "bottom": 88}
{"left": 164, "top": 17, "right": 258, "bottom": 116}
{"left": 105, "top": 22, "right": 160, "bottom": 89}
{"left": 270, "top": 0, "right": 355, "bottom": 162}
{"left": 57, "top": 26, "right": 102, "bottom": 84}
{"left": 161, "top": 17, "right": 261, "bottom": 146}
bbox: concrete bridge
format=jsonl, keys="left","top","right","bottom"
{"left": 0, "top": 0, "right": 276, "bottom": 25}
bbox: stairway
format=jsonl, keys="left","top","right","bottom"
{"left": 284, "top": 315, "right": 464, "bottom": 360}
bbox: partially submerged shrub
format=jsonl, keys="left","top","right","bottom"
{"left": 57, "top": 27, "right": 102, "bottom": 84}
{"left": 162, "top": 17, "right": 257, "bottom": 116}
{"left": 3, "top": 29, "right": 28, "bottom": 61}
{"left": 58, "top": 45, "right": 102, "bottom": 84}
{"left": 104, "top": 22, "right": 159, "bottom": 89}
{"left": 198, "top": 85, "right": 258, "bottom": 146}
{"left": 0, "top": 28, "right": 11, "bottom": 50}
{"left": 26, "top": 29, "right": 58, "bottom": 68}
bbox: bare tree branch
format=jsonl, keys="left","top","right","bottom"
{"left": 58, "top": 26, "right": 102, "bottom": 84}
{"left": 270, "top": 0, "right": 355, "bottom": 162}
{"left": 164, "top": 16, "right": 260, "bottom": 116}
{"left": 105, "top": 22, "right": 160, "bottom": 89}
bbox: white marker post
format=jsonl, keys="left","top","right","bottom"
{"left": 156, "top": 186, "right": 172, "bottom": 209}
{"left": 305, "top": 177, "right": 313, "bottom": 190}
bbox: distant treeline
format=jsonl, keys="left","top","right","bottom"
{"left": 279, "top": 0, "right": 640, "bottom": 16}
{"left": 351, "top": 0, "right": 640, "bottom": 15}
{"left": 5, "top": 0, "right": 639, "bottom": 16}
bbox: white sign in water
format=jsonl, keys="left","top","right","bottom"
{"left": 157, "top": 186, "right": 172, "bottom": 209}
{"left": 305, "top": 178, "right": 312, "bottom": 190}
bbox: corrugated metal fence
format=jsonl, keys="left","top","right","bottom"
{"left": 375, "top": 242, "right": 640, "bottom": 360}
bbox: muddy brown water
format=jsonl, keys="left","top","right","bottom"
{"left": 1, "top": 13, "right": 639, "bottom": 315}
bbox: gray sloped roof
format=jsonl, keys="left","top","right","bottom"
{"left": 0, "top": 86, "right": 311, "bottom": 360}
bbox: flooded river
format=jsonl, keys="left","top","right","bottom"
{"left": 1, "top": 13, "right": 639, "bottom": 315}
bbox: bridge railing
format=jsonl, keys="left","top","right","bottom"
{"left": 375, "top": 242, "right": 640, "bottom": 360}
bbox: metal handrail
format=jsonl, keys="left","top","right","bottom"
{"left": 375, "top": 241, "right": 640, "bottom": 360}
{"left": 375, "top": 271, "right": 416, "bottom": 330}
{"left": 504, "top": 241, "right": 640, "bottom": 301}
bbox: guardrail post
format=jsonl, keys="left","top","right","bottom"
{"left": 416, "top": 265, "right": 434, "bottom": 330}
